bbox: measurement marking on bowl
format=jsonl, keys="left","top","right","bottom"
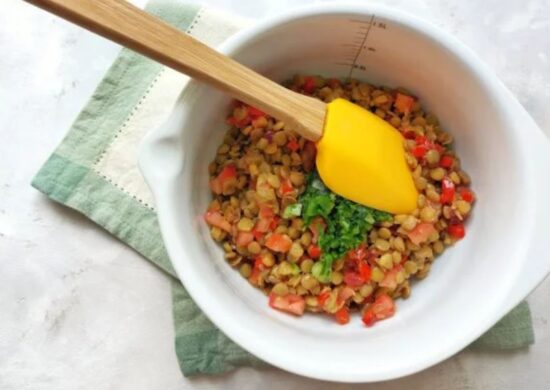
{"left": 337, "top": 15, "right": 388, "bottom": 79}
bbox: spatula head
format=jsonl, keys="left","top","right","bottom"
{"left": 316, "top": 98, "right": 417, "bottom": 214}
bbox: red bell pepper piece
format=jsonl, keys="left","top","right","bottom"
{"left": 459, "top": 187, "right": 475, "bottom": 203}
{"left": 302, "top": 76, "right": 316, "bottom": 93}
{"left": 307, "top": 244, "right": 322, "bottom": 259}
{"left": 335, "top": 307, "right": 350, "bottom": 325}
{"left": 448, "top": 223, "right": 466, "bottom": 239}
{"left": 439, "top": 155, "right": 454, "bottom": 168}
{"left": 440, "top": 177, "right": 455, "bottom": 204}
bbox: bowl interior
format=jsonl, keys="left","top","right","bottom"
{"left": 160, "top": 10, "right": 531, "bottom": 381}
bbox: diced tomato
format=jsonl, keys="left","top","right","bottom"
{"left": 254, "top": 218, "right": 271, "bottom": 234}
{"left": 348, "top": 244, "right": 367, "bottom": 262}
{"left": 256, "top": 206, "right": 276, "bottom": 233}
{"left": 269, "top": 216, "right": 281, "bottom": 231}
{"left": 247, "top": 106, "right": 265, "bottom": 119}
{"left": 216, "top": 164, "right": 238, "bottom": 194}
{"left": 318, "top": 291, "right": 330, "bottom": 306}
{"left": 366, "top": 248, "right": 380, "bottom": 260}
{"left": 379, "top": 265, "right": 402, "bottom": 289}
{"left": 209, "top": 177, "right": 222, "bottom": 194}
{"left": 218, "top": 166, "right": 237, "bottom": 181}
{"left": 227, "top": 104, "right": 264, "bottom": 127}
{"left": 249, "top": 256, "right": 264, "bottom": 284}
{"left": 204, "top": 211, "right": 232, "bottom": 233}
{"left": 394, "top": 93, "right": 415, "bottom": 114}
{"left": 317, "top": 291, "right": 330, "bottom": 307}
{"left": 440, "top": 177, "right": 455, "bottom": 204}
{"left": 307, "top": 244, "right": 321, "bottom": 259}
{"left": 301, "top": 141, "right": 317, "bottom": 172}
{"left": 448, "top": 223, "right": 466, "bottom": 239}
{"left": 265, "top": 233, "right": 292, "bottom": 252}
{"left": 434, "top": 144, "right": 444, "bottom": 153}
{"left": 259, "top": 205, "right": 274, "bottom": 219}
{"left": 218, "top": 164, "right": 237, "bottom": 185}
{"left": 236, "top": 231, "right": 254, "bottom": 247}
{"left": 302, "top": 76, "right": 316, "bottom": 93}
{"left": 226, "top": 116, "right": 249, "bottom": 129}
{"left": 459, "top": 187, "right": 475, "bottom": 203}
{"left": 226, "top": 116, "right": 239, "bottom": 126}
{"left": 344, "top": 257, "right": 371, "bottom": 286}
{"left": 269, "top": 293, "right": 305, "bottom": 316}
{"left": 439, "top": 155, "right": 454, "bottom": 168}
{"left": 358, "top": 261, "right": 372, "bottom": 282}
{"left": 406, "top": 222, "right": 437, "bottom": 245}
{"left": 362, "top": 294, "right": 396, "bottom": 327}
{"left": 335, "top": 307, "right": 350, "bottom": 325}
{"left": 411, "top": 145, "right": 429, "bottom": 159}
{"left": 415, "top": 135, "right": 428, "bottom": 145}
{"left": 279, "top": 178, "right": 294, "bottom": 196}
{"left": 344, "top": 272, "right": 365, "bottom": 287}
{"left": 286, "top": 138, "right": 300, "bottom": 152}
{"left": 338, "top": 287, "right": 355, "bottom": 301}
{"left": 254, "top": 256, "right": 263, "bottom": 269}
{"left": 356, "top": 247, "right": 380, "bottom": 264}
{"left": 249, "top": 269, "right": 261, "bottom": 285}
{"left": 375, "top": 294, "right": 396, "bottom": 315}
{"left": 251, "top": 227, "right": 264, "bottom": 241}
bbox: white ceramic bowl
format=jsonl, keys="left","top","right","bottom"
{"left": 139, "top": 4, "right": 550, "bottom": 382}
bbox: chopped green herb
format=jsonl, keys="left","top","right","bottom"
{"left": 300, "top": 173, "right": 335, "bottom": 225}
{"left": 299, "top": 172, "right": 391, "bottom": 282}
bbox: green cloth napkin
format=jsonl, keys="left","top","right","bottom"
{"left": 32, "top": 0, "right": 534, "bottom": 377}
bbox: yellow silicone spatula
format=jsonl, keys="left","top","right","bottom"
{"left": 26, "top": 0, "right": 418, "bottom": 214}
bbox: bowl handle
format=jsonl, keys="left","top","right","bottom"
{"left": 138, "top": 84, "right": 200, "bottom": 197}
{"left": 501, "top": 100, "right": 550, "bottom": 311}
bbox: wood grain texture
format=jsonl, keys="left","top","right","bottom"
{"left": 25, "top": 0, "right": 327, "bottom": 141}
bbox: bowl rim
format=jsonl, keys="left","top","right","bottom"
{"left": 140, "top": 2, "right": 550, "bottom": 382}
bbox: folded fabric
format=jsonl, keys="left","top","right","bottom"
{"left": 32, "top": 0, "right": 534, "bottom": 377}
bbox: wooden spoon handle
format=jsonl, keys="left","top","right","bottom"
{"left": 26, "top": 0, "right": 326, "bottom": 140}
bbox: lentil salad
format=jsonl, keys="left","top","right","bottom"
{"left": 204, "top": 75, "right": 475, "bottom": 326}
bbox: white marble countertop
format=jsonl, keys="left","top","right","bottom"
{"left": 1, "top": 0, "right": 549, "bottom": 389}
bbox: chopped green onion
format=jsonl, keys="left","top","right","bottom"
{"left": 283, "top": 203, "right": 302, "bottom": 219}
